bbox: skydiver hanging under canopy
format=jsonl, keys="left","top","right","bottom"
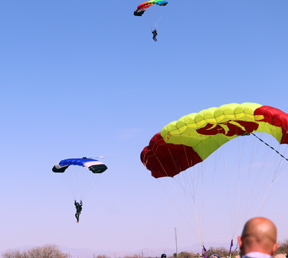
{"left": 74, "top": 200, "right": 82, "bottom": 223}
{"left": 152, "top": 28, "right": 158, "bottom": 41}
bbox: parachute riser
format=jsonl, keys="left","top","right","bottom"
{"left": 250, "top": 133, "right": 288, "bottom": 163}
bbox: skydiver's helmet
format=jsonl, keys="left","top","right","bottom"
{"left": 161, "top": 254, "right": 167, "bottom": 258}
{"left": 76, "top": 202, "right": 79, "bottom": 205}
{"left": 210, "top": 254, "right": 220, "bottom": 258}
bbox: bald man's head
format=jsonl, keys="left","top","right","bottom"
{"left": 238, "top": 217, "right": 279, "bottom": 256}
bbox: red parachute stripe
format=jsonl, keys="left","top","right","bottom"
{"left": 140, "top": 133, "right": 203, "bottom": 178}
{"left": 254, "top": 106, "right": 288, "bottom": 144}
{"left": 196, "top": 120, "right": 259, "bottom": 137}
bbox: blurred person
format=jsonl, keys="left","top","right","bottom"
{"left": 74, "top": 200, "right": 82, "bottom": 223}
{"left": 152, "top": 28, "right": 158, "bottom": 41}
{"left": 161, "top": 254, "right": 167, "bottom": 258}
{"left": 238, "top": 217, "right": 279, "bottom": 258}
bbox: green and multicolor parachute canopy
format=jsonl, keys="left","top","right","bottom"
{"left": 141, "top": 103, "right": 288, "bottom": 178}
{"left": 134, "top": 1, "right": 168, "bottom": 16}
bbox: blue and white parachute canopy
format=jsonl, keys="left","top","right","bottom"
{"left": 52, "top": 157, "right": 108, "bottom": 174}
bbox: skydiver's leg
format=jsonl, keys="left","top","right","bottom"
{"left": 75, "top": 212, "right": 79, "bottom": 222}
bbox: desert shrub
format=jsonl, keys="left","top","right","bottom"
{"left": 123, "top": 255, "right": 140, "bottom": 258}
{"left": 275, "top": 239, "right": 288, "bottom": 255}
{"left": 205, "top": 247, "right": 230, "bottom": 258}
{"left": 97, "top": 256, "right": 111, "bottom": 258}
{"left": 2, "top": 244, "right": 68, "bottom": 258}
{"left": 178, "top": 252, "right": 195, "bottom": 258}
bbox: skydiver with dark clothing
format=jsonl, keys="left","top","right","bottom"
{"left": 152, "top": 29, "right": 157, "bottom": 41}
{"left": 74, "top": 200, "right": 82, "bottom": 223}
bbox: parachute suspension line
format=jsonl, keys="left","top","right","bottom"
{"left": 253, "top": 181, "right": 273, "bottom": 216}
{"left": 246, "top": 135, "right": 274, "bottom": 214}
{"left": 233, "top": 130, "right": 255, "bottom": 237}
{"left": 144, "top": 7, "right": 153, "bottom": 30}
{"left": 234, "top": 135, "right": 266, "bottom": 235}
{"left": 256, "top": 164, "right": 288, "bottom": 214}
{"left": 155, "top": 15, "right": 163, "bottom": 29}
{"left": 234, "top": 132, "right": 256, "bottom": 234}
{"left": 66, "top": 168, "right": 79, "bottom": 200}
{"left": 250, "top": 129, "right": 288, "bottom": 216}
{"left": 232, "top": 135, "right": 243, "bottom": 238}
{"left": 192, "top": 136, "right": 206, "bottom": 244}
{"left": 184, "top": 169, "right": 203, "bottom": 243}
{"left": 235, "top": 131, "right": 283, "bottom": 235}
{"left": 223, "top": 141, "right": 234, "bottom": 237}
{"left": 156, "top": 179, "right": 197, "bottom": 236}
{"left": 251, "top": 133, "right": 288, "bottom": 163}
{"left": 191, "top": 168, "right": 203, "bottom": 243}
{"left": 235, "top": 135, "right": 245, "bottom": 236}
{"left": 179, "top": 137, "right": 203, "bottom": 243}
{"left": 257, "top": 137, "right": 288, "bottom": 212}
{"left": 199, "top": 134, "right": 210, "bottom": 244}
{"left": 236, "top": 135, "right": 256, "bottom": 222}
{"left": 81, "top": 172, "right": 101, "bottom": 201}
{"left": 60, "top": 173, "right": 75, "bottom": 200}
{"left": 79, "top": 167, "right": 86, "bottom": 200}
{"left": 234, "top": 133, "right": 266, "bottom": 235}
{"left": 201, "top": 164, "right": 205, "bottom": 244}
{"left": 255, "top": 131, "right": 288, "bottom": 181}
{"left": 74, "top": 166, "right": 84, "bottom": 200}
{"left": 205, "top": 139, "right": 222, "bottom": 241}
{"left": 155, "top": 154, "right": 200, "bottom": 239}
{"left": 73, "top": 167, "right": 82, "bottom": 200}
{"left": 154, "top": 4, "right": 165, "bottom": 29}
{"left": 166, "top": 148, "right": 201, "bottom": 229}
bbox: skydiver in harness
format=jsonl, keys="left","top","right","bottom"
{"left": 151, "top": 28, "right": 158, "bottom": 41}
{"left": 74, "top": 200, "right": 82, "bottom": 223}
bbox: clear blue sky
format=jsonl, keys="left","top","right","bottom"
{"left": 0, "top": 0, "right": 288, "bottom": 255}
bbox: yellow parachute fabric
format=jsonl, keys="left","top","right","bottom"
{"left": 160, "top": 103, "right": 284, "bottom": 161}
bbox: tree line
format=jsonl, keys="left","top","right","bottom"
{"left": 3, "top": 240, "right": 288, "bottom": 258}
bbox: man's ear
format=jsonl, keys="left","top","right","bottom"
{"left": 238, "top": 236, "right": 242, "bottom": 249}
{"left": 272, "top": 243, "right": 279, "bottom": 255}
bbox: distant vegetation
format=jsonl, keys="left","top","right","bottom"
{"left": 175, "top": 247, "right": 239, "bottom": 258}
{"left": 275, "top": 239, "right": 288, "bottom": 255}
{"left": 115, "top": 240, "right": 288, "bottom": 258}
{"left": 2, "top": 244, "right": 68, "bottom": 258}
{"left": 3, "top": 240, "right": 288, "bottom": 258}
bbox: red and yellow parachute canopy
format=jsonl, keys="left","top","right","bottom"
{"left": 141, "top": 103, "right": 288, "bottom": 178}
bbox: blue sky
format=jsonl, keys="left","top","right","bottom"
{"left": 0, "top": 0, "right": 288, "bottom": 255}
